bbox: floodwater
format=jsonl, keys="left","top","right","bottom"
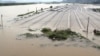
{"left": 0, "top": 4, "right": 100, "bottom": 56}
{"left": 0, "top": 27, "right": 100, "bottom": 56}
{"left": 0, "top": 4, "right": 64, "bottom": 26}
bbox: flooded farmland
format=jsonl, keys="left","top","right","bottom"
{"left": 0, "top": 3, "right": 100, "bottom": 56}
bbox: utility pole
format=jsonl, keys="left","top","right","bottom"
{"left": 86, "top": 17, "right": 90, "bottom": 38}
{"left": 1, "top": 14, "right": 3, "bottom": 29}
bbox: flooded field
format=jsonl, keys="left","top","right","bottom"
{"left": 0, "top": 3, "right": 100, "bottom": 56}
{"left": 0, "top": 27, "right": 100, "bottom": 56}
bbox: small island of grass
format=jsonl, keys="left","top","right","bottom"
{"left": 41, "top": 28, "right": 84, "bottom": 41}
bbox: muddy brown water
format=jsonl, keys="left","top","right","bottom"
{"left": 0, "top": 27, "right": 100, "bottom": 56}
{"left": 0, "top": 4, "right": 100, "bottom": 56}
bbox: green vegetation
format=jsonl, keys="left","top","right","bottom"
{"left": 18, "top": 8, "right": 43, "bottom": 17}
{"left": 50, "top": 6, "right": 53, "bottom": 8}
{"left": 92, "top": 9, "right": 100, "bottom": 12}
{"left": 28, "top": 28, "right": 36, "bottom": 31}
{"left": 22, "top": 33, "right": 34, "bottom": 37}
{"left": 50, "top": 6, "right": 53, "bottom": 11}
{"left": 41, "top": 28, "right": 52, "bottom": 33}
{"left": 20, "top": 32, "right": 41, "bottom": 38}
{"left": 19, "top": 28, "right": 85, "bottom": 41}
{"left": 41, "top": 8, "right": 43, "bottom": 12}
{"left": 0, "top": 3, "right": 36, "bottom": 6}
{"left": 93, "top": 29, "right": 100, "bottom": 36}
{"left": 41, "top": 28, "right": 84, "bottom": 41}
{"left": 18, "top": 11, "right": 34, "bottom": 17}
{"left": 93, "top": 45, "right": 100, "bottom": 49}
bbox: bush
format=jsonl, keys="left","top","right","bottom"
{"left": 93, "top": 29, "right": 100, "bottom": 36}
{"left": 50, "top": 6, "right": 53, "bottom": 8}
{"left": 41, "top": 28, "right": 52, "bottom": 33}
{"left": 92, "top": 9, "right": 100, "bottom": 12}
{"left": 41, "top": 28, "right": 81, "bottom": 41}
{"left": 41, "top": 8, "right": 43, "bottom": 11}
{"left": 93, "top": 45, "right": 100, "bottom": 49}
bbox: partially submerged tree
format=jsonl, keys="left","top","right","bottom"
{"left": 50, "top": 6, "right": 53, "bottom": 11}
{"left": 50, "top": 6, "right": 53, "bottom": 9}
{"left": 93, "top": 29, "right": 100, "bottom": 36}
{"left": 41, "top": 8, "right": 43, "bottom": 12}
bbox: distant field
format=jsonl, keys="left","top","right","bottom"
{"left": 0, "top": 3, "right": 36, "bottom": 6}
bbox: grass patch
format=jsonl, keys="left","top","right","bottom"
{"left": 41, "top": 28, "right": 84, "bottom": 41}
{"left": 20, "top": 33, "right": 40, "bottom": 38}
{"left": 22, "top": 33, "right": 34, "bottom": 37}
{"left": 18, "top": 11, "right": 34, "bottom": 17}
{"left": 18, "top": 10, "right": 41, "bottom": 17}
{"left": 28, "top": 28, "right": 36, "bottom": 31}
